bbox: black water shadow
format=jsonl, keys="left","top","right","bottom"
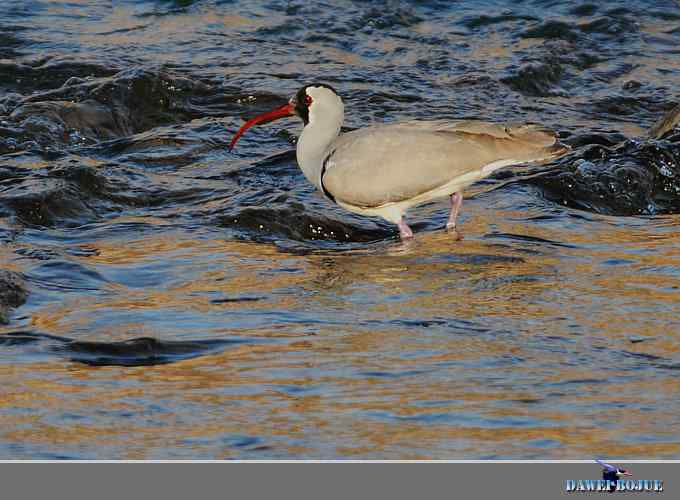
{"left": 0, "top": 331, "right": 251, "bottom": 367}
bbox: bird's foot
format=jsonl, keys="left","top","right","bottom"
{"left": 445, "top": 223, "right": 463, "bottom": 241}
{"left": 397, "top": 219, "right": 414, "bottom": 239}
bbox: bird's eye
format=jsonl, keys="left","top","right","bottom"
{"left": 304, "top": 95, "right": 313, "bottom": 106}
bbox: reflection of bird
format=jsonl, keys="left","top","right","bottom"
{"left": 597, "top": 459, "right": 632, "bottom": 492}
{"left": 230, "top": 84, "right": 567, "bottom": 239}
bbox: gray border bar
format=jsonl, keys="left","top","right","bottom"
{"left": 0, "top": 462, "right": 674, "bottom": 500}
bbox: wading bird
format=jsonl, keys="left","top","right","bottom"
{"left": 230, "top": 84, "right": 567, "bottom": 239}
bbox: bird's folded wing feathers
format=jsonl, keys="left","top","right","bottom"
{"left": 323, "top": 120, "right": 566, "bottom": 208}
{"left": 373, "top": 120, "right": 558, "bottom": 146}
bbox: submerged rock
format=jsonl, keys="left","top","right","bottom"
{"left": 529, "top": 106, "right": 680, "bottom": 215}
{"left": 217, "top": 199, "right": 393, "bottom": 244}
{"left": 0, "top": 270, "right": 28, "bottom": 324}
{"left": 9, "top": 99, "right": 121, "bottom": 142}
{"left": 1, "top": 66, "right": 217, "bottom": 152}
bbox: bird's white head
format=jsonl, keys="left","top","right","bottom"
{"left": 229, "top": 83, "right": 344, "bottom": 194}
{"left": 229, "top": 83, "right": 343, "bottom": 150}
{"left": 293, "top": 84, "right": 344, "bottom": 128}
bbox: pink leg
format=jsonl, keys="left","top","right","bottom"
{"left": 446, "top": 192, "right": 463, "bottom": 238}
{"left": 446, "top": 192, "right": 463, "bottom": 229}
{"left": 396, "top": 218, "right": 413, "bottom": 239}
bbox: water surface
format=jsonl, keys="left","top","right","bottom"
{"left": 1, "top": 0, "right": 680, "bottom": 459}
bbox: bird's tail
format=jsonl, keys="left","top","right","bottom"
{"left": 504, "top": 123, "right": 570, "bottom": 164}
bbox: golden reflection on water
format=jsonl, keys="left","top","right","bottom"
{"left": 2, "top": 202, "right": 680, "bottom": 458}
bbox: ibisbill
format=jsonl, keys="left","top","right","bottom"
{"left": 229, "top": 84, "right": 568, "bottom": 239}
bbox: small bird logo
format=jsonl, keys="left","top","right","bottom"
{"left": 596, "top": 459, "right": 632, "bottom": 492}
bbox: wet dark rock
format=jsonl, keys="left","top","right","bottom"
{"left": 14, "top": 100, "right": 118, "bottom": 137}
{"left": 530, "top": 131, "right": 680, "bottom": 216}
{"left": 0, "top": 270, "right": 28, "bottom": 324}
{"left": 84, "top": 67, "right": 213, "bottom": 130}
{"left": 218, "top": 200, "right": 393, "bottom": 244}
{"left": 8, "top": 100, "right": 120, "bottom": 148}
{"left": 2, "top": 67, "right": 218, "bottom": 153}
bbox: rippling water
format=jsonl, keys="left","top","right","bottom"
{"left": 1, "top": 0, "right": 680, "bottom": 459}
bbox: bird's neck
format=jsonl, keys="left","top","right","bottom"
{"left": 296, "top": 105, "right": 344, "bottom": 192}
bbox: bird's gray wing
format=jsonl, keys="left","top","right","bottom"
{"left": 323, "top": 120, "right": 566, "bottom": 208}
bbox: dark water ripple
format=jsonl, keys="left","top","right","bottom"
{"left": 0, "top": 330, "right": 245, "bottom": 366}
